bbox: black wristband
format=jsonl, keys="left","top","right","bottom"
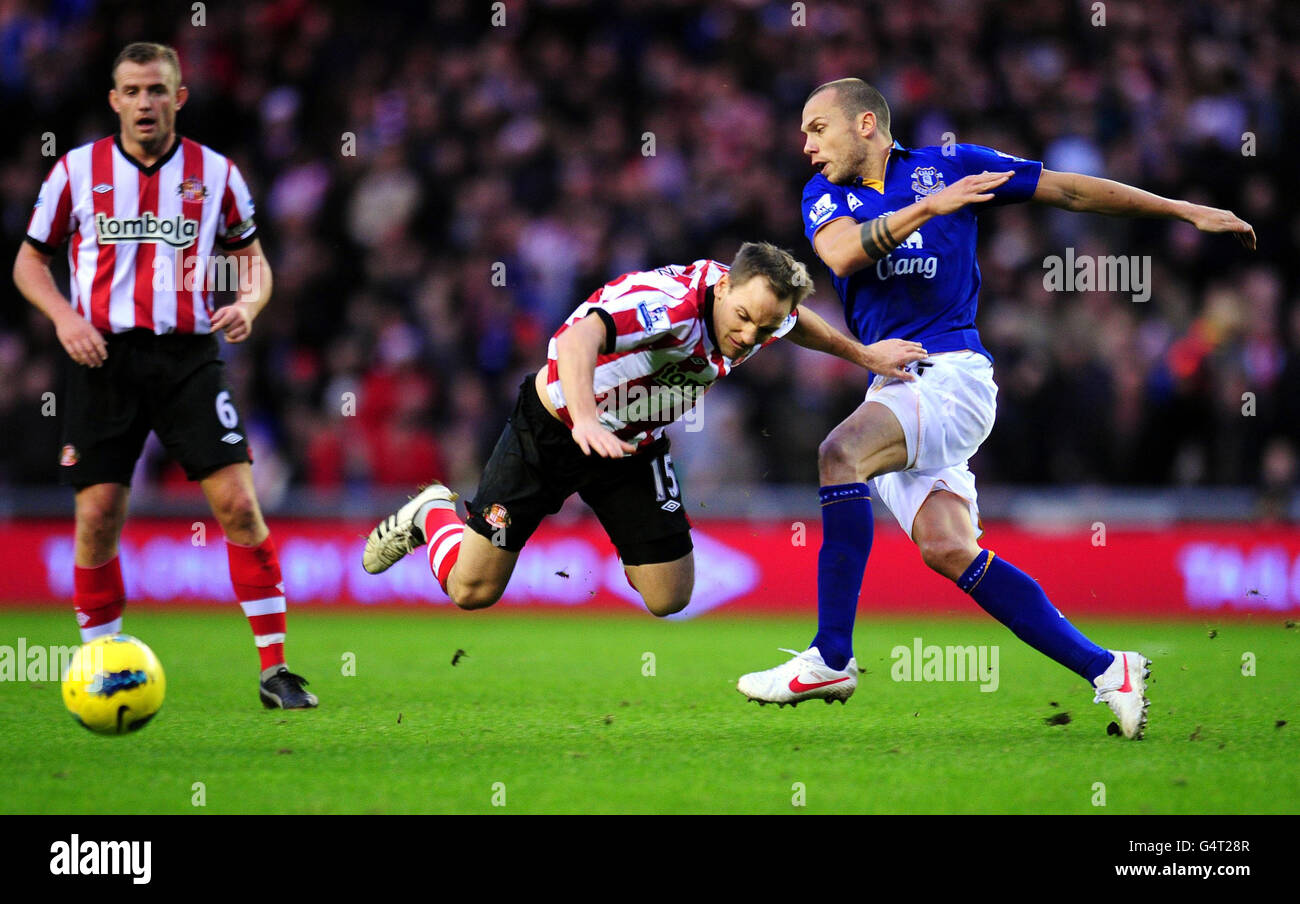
{"left": 879, "top": 218, "right": 898, "bottom": 247}
{"left": 859, "top": 217, "right": 901, "bottom": 260}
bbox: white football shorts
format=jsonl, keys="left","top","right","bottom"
{"left": 865, "top": 350, "right": 998, "bottom": 539}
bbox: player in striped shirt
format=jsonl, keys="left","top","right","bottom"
{"left": 362, "top": 242, "right": 928, "bottom": 619}
{"left": 12, "top": 43, "right": 316, "bottom": 709}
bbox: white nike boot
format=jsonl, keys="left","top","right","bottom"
{"left": 1092, "top": 650, "right": 1151, "bottom": 739}
{"left": 363, "top": 483, "right": 459, "bottom": 574}
{"left": 737, "top": 647, "right": 858, "bottom": 706}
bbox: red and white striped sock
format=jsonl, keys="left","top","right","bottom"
{"left": 74, "top": 556, "right": 126, "bottom": 642}
{"left": 422, "top": 501, "right": 464, "bottom": 596}
{"left": 228, "top": 535, "right": 288, "bottom": 671}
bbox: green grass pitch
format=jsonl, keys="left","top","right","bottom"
{"left": 1, "top": 609, "right": 1296, "bottom": 814}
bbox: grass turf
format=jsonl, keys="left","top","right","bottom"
{"left": 0, "top": 609, "right": 1296, "bottom": 814}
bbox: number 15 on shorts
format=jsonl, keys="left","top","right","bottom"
{"left": 650, "top": 453, "right": 680, "bottom": 509}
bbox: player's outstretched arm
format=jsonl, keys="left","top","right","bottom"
{"left": 555, "top": 312, "right": 637, "bottom": 458}
{"left": 1032, "top": 169, "right": 1256, "bottom": 249}
{"left": 13, "top": 241, "right": 108, "bottom": 367}
{"left": 814, "top": 171, "right": 1015, "bottom": 277}
{"left": 210, "top": 239, "right": 273, "bottom": 342}
{"left": 786, "top": 304, "right": 928, "bottom": 381}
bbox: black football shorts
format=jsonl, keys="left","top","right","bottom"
{"left": 466, "top": 376, "right": 693, "bottom": 566}
{"left": 58, "top": 329, "right": 251, "bottom": 488}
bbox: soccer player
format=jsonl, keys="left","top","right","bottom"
{"left": 13, "top": 43, "right": 317, "bottom": 709}
{"left": 738, "top": 78, "right": 1256, "bottom": 737}
{"left": 361, "top": 243, "right": 927, "bottom": 617}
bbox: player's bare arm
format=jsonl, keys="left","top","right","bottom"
{"left": 787, "top": 304, "right": 928, "bottom": 381}
{"left": 812, "top": 170, "right": 1014, "bottom": 277}
{"left": 1032, "top": 169, "right": 1256, "bottom": 249}
{"left": 554, "top": 311, "right": 637, "bottom": 459}
{"left": 13, "top": 242, "right": 108, "bottom": 367}
{"left": 209, "top": 239, "right": 273, "bottom": 343}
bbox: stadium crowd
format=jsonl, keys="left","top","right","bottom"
{"left": 1, "top": 0, "right": 1295, "bottom": 508}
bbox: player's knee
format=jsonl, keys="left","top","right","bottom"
{"left": 643, "top": 594, "right": 690, "bottom": 618}
{"left": 214, "top": 491, "right": 261, "bottom": 540}
{"left": 449, "top": 579, "right": 503, "bottom": 611}
{"left": 918, "top": 536, "right": 977, "bottom": 581}
{"left": 76, "top": 497, "right": 125, "bottom": 543}
{"left": 76, "top": 507, "right": 120, "bottom": 538}
{"left": 818, "top": 433, "right": 863, "bottom": 482}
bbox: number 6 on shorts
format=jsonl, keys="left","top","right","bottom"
{"left": 215, "top": 390, "right": 239, "bottom": 429}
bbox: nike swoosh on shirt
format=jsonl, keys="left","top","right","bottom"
{"left": 789, "top": 675, "right": 851, "bottom": 693}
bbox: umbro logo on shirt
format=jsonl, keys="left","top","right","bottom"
{"left": 220, "top": 432, "right": 243, "bottom": 445}
{"left": 92, "top": 183, "right": 113, "bottom": 194}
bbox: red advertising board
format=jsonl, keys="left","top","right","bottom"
{"left": 0, "top": 519, "right": 1296, "bottom": 616}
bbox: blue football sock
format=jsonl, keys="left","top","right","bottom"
{"left": 809, "top": 483, "right": 873, "bottom": 671}
{"left": 958, "top": 551, "right": 1114, "bottom": 681}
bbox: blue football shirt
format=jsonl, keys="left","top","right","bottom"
{"left": 800, "top": 141, "right": 1042, "bottom": 361}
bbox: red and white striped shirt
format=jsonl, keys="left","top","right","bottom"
{"left": 545, "top": 260, "right": 798, "bottom": 450}
{"left": 26, "top": 135, "right": 258, "bottom": 335}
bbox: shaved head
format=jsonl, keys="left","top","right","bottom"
{"left": 805, "top": 78, "right": 891, "bottom": 138}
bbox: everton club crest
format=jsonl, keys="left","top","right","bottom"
{"left": 910, "top": 166, "right": 946, "bottom": 198}
{"left": 177, "top": 177, "right": 208, "bottom": 202}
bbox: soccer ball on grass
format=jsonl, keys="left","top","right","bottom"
{"left": 61, "top": 634, "right": 165, "bottom": 735}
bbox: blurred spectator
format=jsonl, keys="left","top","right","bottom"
{"left": 1, "top": 0, "right": 1295, "bottom": 512}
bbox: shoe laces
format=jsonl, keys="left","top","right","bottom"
{"left": 779, "top": 647, "right": 821, "bottom": 666}
{"left": 267, "top": 669, "right": 310, "bottom": 691}
{"left": 380, "top": 513, "right": 418, "bottom": 552}
{"left": 1092, "top": 683, "right": 1123, "bottom": 705}
{"left": 777, "top": 648, "right": 827, "bottom": 672}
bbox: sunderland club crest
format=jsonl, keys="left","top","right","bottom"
{"left": 177, "top": 177, "right": 208, "bottom": 202}
{"left": 483, "top": 504, "right": 511, "bottom": 529}
{"left": 911, "top": 166, "right": 946, "bottom": 197}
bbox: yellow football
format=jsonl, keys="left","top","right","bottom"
{"left": 61, "top": 634, "right": 165, "bottom": 735}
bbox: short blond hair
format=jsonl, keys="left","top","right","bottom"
{"left": 112, "top": 42, "right": 182, "bottom": 90}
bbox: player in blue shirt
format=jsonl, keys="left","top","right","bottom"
{"left": 738, "top": 78, "right": 1255, "bottom": 738}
